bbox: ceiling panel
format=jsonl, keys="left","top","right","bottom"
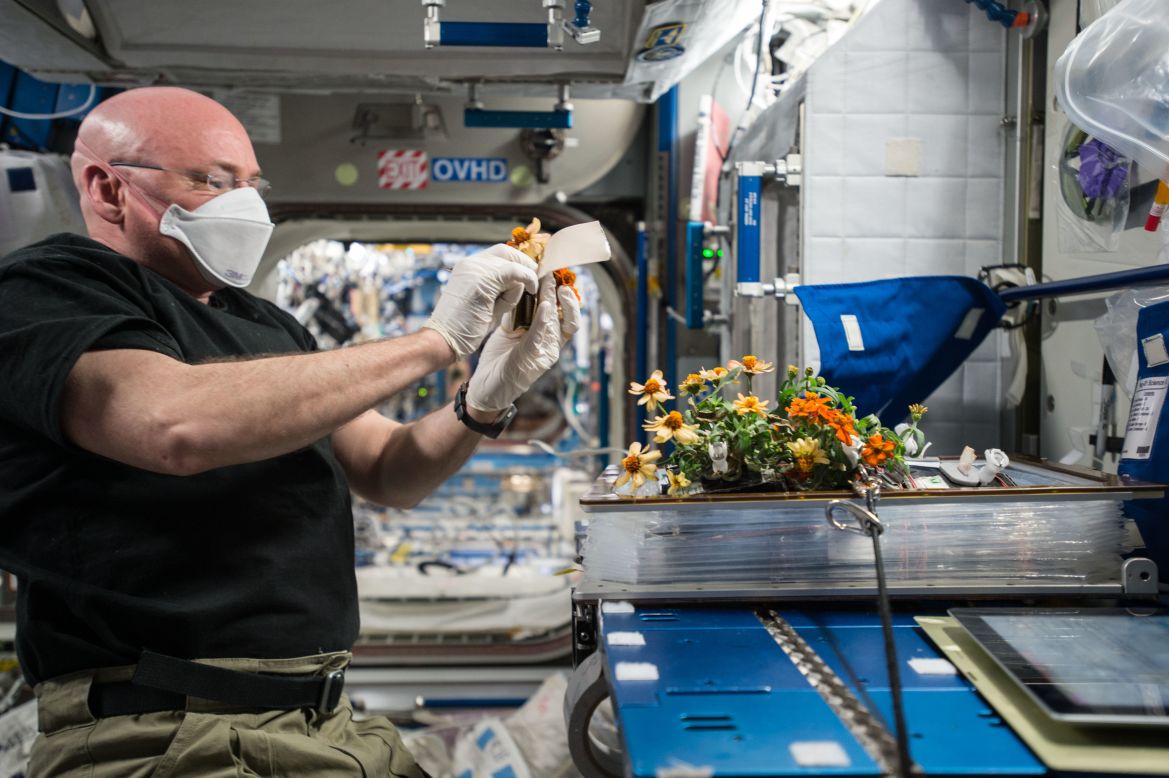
{"left": 85, "top": 0, "right": 644, "bottom": 84}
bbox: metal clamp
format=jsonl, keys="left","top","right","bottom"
{"left": 1122, "top": 557, "right": 1159, "bottom": 595}
{"left": 422, "top": 0, "right": 571, "bottom": 50}
{"left": 464, "top": 83, "right": 573, "bottom": 129}
{"left": 563, "top": 0, "right": 600, "bottom": 44}
{"left": 826, "top": 499, "right": 885, "bottom": 537}
{"left": 422, "top": 0, "right": 444, "bottom": 49}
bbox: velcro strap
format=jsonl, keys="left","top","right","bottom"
{"left": 131, "top": 650, "right": 342, "bottom": 710}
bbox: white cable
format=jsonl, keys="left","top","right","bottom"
{"left": 0, "top": 83, "right": 97, "bottom": 120}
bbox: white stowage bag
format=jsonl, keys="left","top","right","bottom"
{"left": 0, "top": 149, "right": 86, "bottom": 257}
{"left": 405, "top": 673, "right": 576, "bottom": 778}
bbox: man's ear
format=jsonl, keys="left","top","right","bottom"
{"left": 80, "top": 163, "right": 126, "bottom": 225}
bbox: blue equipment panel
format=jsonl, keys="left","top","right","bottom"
{"left": 598, "top": 606, "right": 1045, "bottom": 776}
{"left": 781, "top": 611, "right": 1043, "bottom": 775}
{"left": 736, "top": 171, "right": 762, "bottom": 285}
{"left": 601, "top": 606, "right": 879, "bottom": 776}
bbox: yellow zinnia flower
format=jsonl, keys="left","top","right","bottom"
{"left": 614, "top": 441, "right": 662, "bottom": 490}
{"left": 733, "top": 393, "right": 770, "bottom": 417}
{"left": 628, "top": 370, "right": 675, "bottom": 410}
{"left": 699, "top": 366, "right": 733, "bottom": 383}
{"left": 644, "top": 411, "right": 701, "bottom": 445}
{"left": 507, "top": 218, "right": 550, "bottom": 261}
{"left": 908, "top": 403, "right": 928, "bottom": 422}
{"left": 728, "top": 355, "right": 775, "bottom": 375}
{"left": 679, "top": 373, "right": 705, "bottom": 394}
{"left": 787, "top": 437, "right": 830, "bottom": 479}
{"left": 666, "top": 470, "right": 692, "bottom": 495}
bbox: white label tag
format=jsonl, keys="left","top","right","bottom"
{"left": 615, "top": 662, "right": 659, "bottom": 681}
{"left": 601, "top": 601, "right": 635, "bottom": 614}
{"left": 954, "top": 308, "right": 984, "bottom": 341}
{"left": 790, "top": 741, "right": 850, "bottom": 767}
{"left": 1122, "top": 376, "right": 1168, "bottom": 460}
{"left": 607, "top": 631, "right": 647, "bottom": 647}
{"left": 908, "top": 657, "right": 958, "bottom": 676}
{"left": 1142, "top": 333, "right": 1169, "bottom": 368}
{"left": 841, "top": 315, "right": 865, "bottom": 351}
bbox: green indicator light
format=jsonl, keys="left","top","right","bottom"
{"left": 702, "top": 248, "right": 714, "bottom": 258}
{"left": 418, "top": 387, "right": 429, "bottom": 398}
{"left": 716, "top": 249, "right": 725, "bottom": 258}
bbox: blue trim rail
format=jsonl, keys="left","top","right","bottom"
{"left": 463, "top": 108, "right": 572, "bottom": 130}
{"left": 438, "top": 21, "right": 547, "bottom": 47}
{"left": 998, "top": 263, "right": 1169, "bottom": 304}
{"left": 684, "top": 221, "right": 706, "bottom": 329}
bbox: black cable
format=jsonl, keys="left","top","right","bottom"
{"left": 722, "top": 0, "right": 770, "bottom": 169}
{"left": 870, "top": 527, "right": 913, "bottom": 778}
{"left": 714, "top": 1, "right": 770, "bottom": 220}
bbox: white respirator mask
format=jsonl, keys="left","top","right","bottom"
{"left": 157, "top": 187, "right": 275, "bottom": 289}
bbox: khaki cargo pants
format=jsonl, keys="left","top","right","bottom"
{"left": 28, "top": 651, "right": 427, "bottom": 778}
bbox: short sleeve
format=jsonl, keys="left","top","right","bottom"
{"left": 0, "top": 256, "right": 182, "bottom": 445}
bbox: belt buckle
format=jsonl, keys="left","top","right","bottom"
{"left": 317, "top": 669, "right": 345, "bottom": 714}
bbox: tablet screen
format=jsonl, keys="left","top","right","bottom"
{"left": 949, "top": 608, "right": 1169, "bottom": 726}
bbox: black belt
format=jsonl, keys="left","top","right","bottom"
{"left": 88, "top": 650, "right": 345, "bottom": 718}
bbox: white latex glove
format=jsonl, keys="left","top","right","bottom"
{"left": 422, "top": 244, "right": 538, "bottom": 360}
{"left": 466, "top": 276, "right": 581, "bottom": 413}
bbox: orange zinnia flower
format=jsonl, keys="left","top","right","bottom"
{"left": 861, "top": 434, "right": 895, "bottom": 467}
{"left": 786, "top": 392, "right": 835, "bottom": 424}
{"left": 553, "top": 268, "right": 582, "bottom": 301}
{"left": 826, "top": 412, "right": 858, "bottom": 445}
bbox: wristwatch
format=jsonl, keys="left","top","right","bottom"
{"left": 453, "top": 382, "right": 517, "bottom": 439}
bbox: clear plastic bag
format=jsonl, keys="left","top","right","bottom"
{"left": 1054, "top": 0, "right": 1169, "bottom": 181}
{"left": 1094, "top": 285, "right": 1169, "bottom": 396}
{"left": 1053, "top": 118, "right": 1132, "bottom": 253}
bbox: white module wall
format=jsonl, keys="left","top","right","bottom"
{"left": 799, "top": 0, "right": 1008, "bottom": 452}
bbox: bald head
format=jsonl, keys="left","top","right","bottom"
{"left": 73, "top": 87, "right": 253, "bottom": 182}
{"left": 70, "top": 87, "right": 262, "bottom": 300}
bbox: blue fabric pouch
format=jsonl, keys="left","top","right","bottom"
{"left": 794, "top": 276, "right": 1006, "bottom": 418}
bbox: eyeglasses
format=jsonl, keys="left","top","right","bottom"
{"left": 109, "top": 162, "right": 271, "bottom": 198}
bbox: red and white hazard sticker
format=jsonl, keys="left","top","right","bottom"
{"left": 378, "top": 149, "right": 429, "bottom": 190}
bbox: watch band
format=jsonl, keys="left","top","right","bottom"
{"left": 453, "top": 382, "right": 517, "bottom": 439}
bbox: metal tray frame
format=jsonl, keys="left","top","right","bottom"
{"left": 579, "top": 455, "right": 1164, "bottom": 513}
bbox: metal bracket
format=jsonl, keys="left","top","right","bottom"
{"left": 763, "top": 273, "right": 802, "bottom": 301}
{"left": 1122, "top": 557, "right": 1159, "bottom": 595}
{"left": 733, "top": 155, "right": 803, "bottom": 299}
{"left": 563, "top": 0, "right": 600, "bottom": 44}
{"left": 464, "top": 83, "right": 573, "bottom": 129}
{"left": 422, "top": 0, "right": 576, "bottom": 50}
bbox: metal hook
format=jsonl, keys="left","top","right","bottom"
{"left": 825, "top": 499, "right": 884, "bottom": 537}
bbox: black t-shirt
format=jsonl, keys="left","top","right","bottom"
{"left": 0, "top": 233, "right": 358, "bottom": 685}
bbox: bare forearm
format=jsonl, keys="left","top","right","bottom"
{"left": 64, "top": 329, "right": 453, "bottom": 474}
{"left": 359, "top": 402, "right": 487, "bottom": 507}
